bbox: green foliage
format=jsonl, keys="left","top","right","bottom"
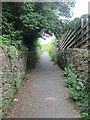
{"left": 1, "top": 2, "right": 76, "bottom": 68}
{"left": 62, "top": 18, "right": 81, "bottom": 34}
{"left": 15, "top": 79, "right": 21, "bottom": 91}
{"left": 27, "top": 40, "right": 42, "bottom": 69}
{"left": 36, "top": 47, "right": 43, "bottom": 60}
{"left": 42, "top": 38, "right": 57, "bottom": 64}
{"left": 48, "top": 39, "right": 57, "bottom": 65}
{"left": 64, "top": 64, "right": 89, "bottom": 119}
{"left": 2, "top": 2, "right": 75, "bottom": 46}
{"left": 7, "top": 47, "right": 14, "bottom": 64}
{"left": 0, "top": 34, "right": 28, "bottom": 64}
{"left": 41, "top": 44, "right": 50, "bottom": 52}
{"left": 1, "top": 34, "right": 24, "bottom": 50}
{"left": 34, "top": 40, "right": 43, "bottom": 61}
{"left": 7, "top": 46, "right": 21, "bottom": 65}
{"left": 0, "top": 35, "right": 11, "bottom": 45}
{"left": 14, "top": 48, "right": 21, "bottom": 59}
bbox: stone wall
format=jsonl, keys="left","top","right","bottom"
{"left": 0, "top": 46, "right": 28, "bottom": 118}
{"left": 57, "top": 47, "right": 88, "bottom": 80}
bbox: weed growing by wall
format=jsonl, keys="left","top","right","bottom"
{"left": 64, "top": 64, "right": 89, "bottom": 119}
{"left": 15, "top": 79, "right": 21, "bottom": 91}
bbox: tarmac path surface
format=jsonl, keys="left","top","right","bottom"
{"left": 6, "top": 52, "right": 80, "bottom": 118}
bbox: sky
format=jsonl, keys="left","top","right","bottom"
{"left": 40, "top": 34, "right": 55, "bottom": 44}
{"left": 40, "top": 0, "right": 90, "bottom": 44}
{"left": 72, "top": 0, "right": 89, "bottom": 19}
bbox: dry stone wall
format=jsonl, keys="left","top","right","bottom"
{"left": 57, "top": 45, "right": 88, "bottom": 80}
{"left": 0, "top": 46, "right": 28, "bottom": 118}
{"left": 56, "top": 16, "right": 89, "bottom": 80}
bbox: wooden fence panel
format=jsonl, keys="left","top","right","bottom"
{"left": 59, "top": 16, "right": 90, "bottom": 50}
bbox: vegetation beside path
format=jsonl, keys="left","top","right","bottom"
{"left": 41, "top": 38, "right": 57, "bottom": 64}
{"left": 45, "top": 39, "right": 89, "bottom": 120}
{"left": 1, "top": 2, "right": 89, "bottom": 120}
{"left": 64, "top": 64, "right": 89, "bottom": 119}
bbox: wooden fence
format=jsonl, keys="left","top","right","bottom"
{"left": 59, "top": 16, "right": 90, "bottom": 50}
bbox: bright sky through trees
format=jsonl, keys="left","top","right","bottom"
{"left": 40, "top": 0, "right": 89, "bottom": 44}
{"left": 40, "top": 35, "right": 55, "bottom": 44}
{"left": 72, "top": 0, "right": 89, "bottom": 19}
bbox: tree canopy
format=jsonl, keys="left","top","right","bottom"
{"left": 2, "top": 1, "right": 76, "bottom": 48}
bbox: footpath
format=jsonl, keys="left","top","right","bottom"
{"left": 6, "top": 52, "right": 80, "bottom": 118}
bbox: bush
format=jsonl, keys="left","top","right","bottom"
{"left": 43, "top": 38, "right": 57, "bottom": 64}
{"left": 27, "top": 40, "right": 42, "bottom": 69}
{"left": 64, "top": 64, "right": 89, "bottom": 119}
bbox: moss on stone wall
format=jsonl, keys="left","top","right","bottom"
{"left": 0, "top": 46, "right": 28, "bottom": 118}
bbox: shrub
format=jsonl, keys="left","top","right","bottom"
{"left": 43, "top": 38, "right": 57, "bottom": 64}
{"left": 64, "top": 64, "right": 89, "bottom": 119}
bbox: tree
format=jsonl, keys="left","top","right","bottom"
{"left": 2, "top": 2, "right": 76, "bottom": 47}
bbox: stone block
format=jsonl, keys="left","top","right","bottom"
{"left": 57, "top": 47, "right": 88, "bottom": 80}
{"left": 0, "top": 46, "right": 28, "bottom": 118}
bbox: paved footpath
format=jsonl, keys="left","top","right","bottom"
{"left": 6, "top": 52, "right": 80, "bottom": 118}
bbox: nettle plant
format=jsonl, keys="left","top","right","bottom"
{"left": 64, "top": 64, "right": 89, "bottom": 119}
